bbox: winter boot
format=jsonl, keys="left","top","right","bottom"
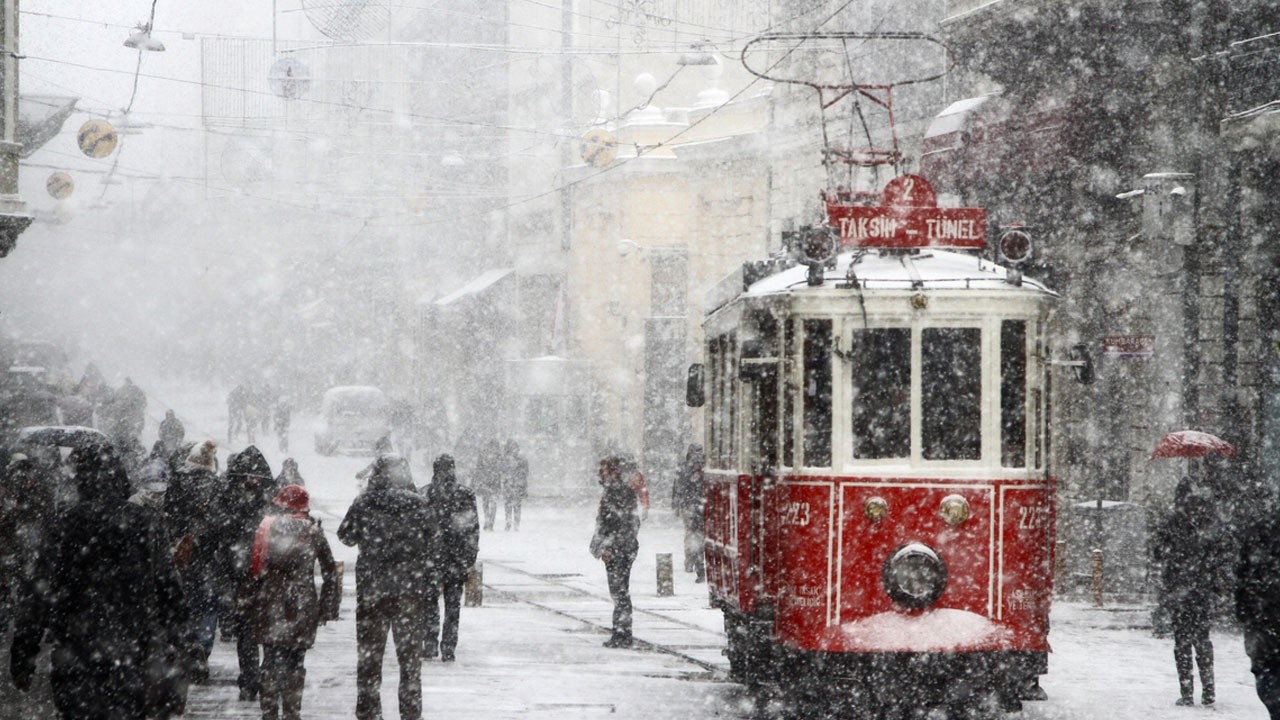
{"left": 603, "top": 632, "right": 633, "bottom": 649}
{"left": 1176, "top": 678, "right": 1194, "bottom": 707}
{"left": 281, "top": 669, "right": 305, "bottom": 720}
{"left": 259, "top": 673, "right": 279, "bottom": 720}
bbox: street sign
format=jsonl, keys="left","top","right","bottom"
{"left": 826, "top": 174, "right": 986, "bottom": 249}
{"left": 1102, "top": 334, "right": 1155, "bottom": 361}
{"left": 45, "top": 172, "right": 73, "bottom": 200}
{"left": 77, "top": 119, "right": 118, "bottom": 159}
{"left": 580, "top": 128, "right": 617, "bottom": 167}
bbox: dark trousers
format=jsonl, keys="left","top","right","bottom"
{"left": 1246, "top": 631, "right": 1280, "bottom": 719}
{"left": 356, "top": 594, "right": 425, "bottom": 720}
{"left": 232, "top": 612, "right": 260, "bottom": 696}
{"left": 604, "top": 552, "right": 636, "bottom": 639}
{"left": 50, "top": 659, "right": 145, "bottom": 720}
{"left": 503, "top": 498, "right": 523, "bottom": 530}
{"left": 682, "top": 519, "right": 705, "bottom": 580}
{"left": 260, "top": 644, "right": 306, "bottom": 720}
{"left": 480, "top": 493, "right": 497, "bottom": 530}
{"left": 425, "top": 574, "right": 465, "bottom": 657}
{"left": 1173, "top": 618, "right": 1214, "bottom": 701}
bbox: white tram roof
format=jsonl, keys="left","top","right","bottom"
{"left": 744, "top": 248, "right": 1055, "bottom": 298}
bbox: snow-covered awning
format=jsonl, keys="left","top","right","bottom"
{"left": 426, "top": 267, "right": 514, "bottom": 307}
{"left": 19, "top": 95, "right": 78, "bottom": 159}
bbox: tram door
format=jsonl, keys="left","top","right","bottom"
{"left": 739, "top": 313, "right": 780, "bottom": 591}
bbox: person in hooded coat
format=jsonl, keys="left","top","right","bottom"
{"left": 420, "top": 455, "right": 479, "bottom": 661}
{"left": 158, "top": 410, "right": 185, "bottom": 458}
{"left": 671, "top": 443, "right": 706, "bottom": 582}
{"left": 1236, "top": 499, "right": 1280, "bottom": 719}
{"left": 590, "top": 455, "right": 642, "bottom": 648}
{"left": 275, "top": 457, "right": 306, "bottom": 492}
{"left": 163, "top": 438, "right": 222, "bottom": 675}
{"left": 249, "top": 484, "right": 340, "bottom": 720}
{"left": 213, "top": 445, "right": 276, "bottom": 702}
{"left": 1155, "top": 476, "right": 1221, "bottom": 706}
{"left": 10, "top": 443, "right": 191, "bottom": 720}
{"left": 338, "top": 454, "right": 433, "bottom": 720}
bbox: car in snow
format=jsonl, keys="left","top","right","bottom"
{"left": 8, "top": 425, "right": 112, "bottom": 508}
{"left": 313, "top": 385, "right": 390, "bottom": 456}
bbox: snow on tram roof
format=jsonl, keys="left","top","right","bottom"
{"left": 744, "top": 248, "right": 1056, "bottom": 297}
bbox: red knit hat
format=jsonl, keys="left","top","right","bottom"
{"left": 273, "top": 483, "right": 309, "bottom": 513}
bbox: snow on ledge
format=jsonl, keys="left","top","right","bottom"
{"left": 840, "top": 608, "right": 1012, "bottom": 652}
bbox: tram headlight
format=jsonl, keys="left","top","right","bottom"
{"left": 939, "top": 494, "right": 971, "bottom": 526}
{"left": 863, "top": 496, "right": 889, "bottom": 522}
{"left": 882, "top": 542, "right": 948, "bottom": 610}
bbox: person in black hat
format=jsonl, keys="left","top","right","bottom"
{"left": 420, "top": 454, "right": 479, "bottom": 662}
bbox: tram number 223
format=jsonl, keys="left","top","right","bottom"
{"left": 1017, "top": 506, "right": 1049, "bottom": 531}
{"left": 780, "top": 501, "right": 811, "bottom": 527}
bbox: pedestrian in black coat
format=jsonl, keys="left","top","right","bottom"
{"left": 159, "top": 409, "right": 186, "bottom": 458}
{"left": 10, "top": 443, "right": 191, "bottom": 720}
{"left": 421, "top": 454, "right": 479, "bottom": 661}
{"left": 671, "top": 443, "right": 706, "bottom": 582}
{"left": 338, "top": 454, "right": 433, "bottom": 720}
{"left": 163, "top": 439, "right": 222, "bottom": 672}
{"left": 1155, "top": 476, "right": 1220, "bottom": 706}
{"left": 472, "top": 439, "right": 502, "bottom": 531}
{"left": 1237, "top": 504, "right": 1280, "bottom": 719}
{"left": 212, "top": 445, "right": 275, "bottom": 702}
{"left": 590, "top": 455, "right": 641, "bottom": 648}
{"left": 500, "top": 440, "right": 528, "bottom": 531}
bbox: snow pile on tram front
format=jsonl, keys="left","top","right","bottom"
{"left": 840, "top": 608, "right": 1014, "bottom": 652}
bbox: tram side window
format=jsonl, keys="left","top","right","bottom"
{"left": 707, "top": 338, "right": 721, "bottom": 468}
{"left": 802, "top": 319, "right": 833, "bottom": 467}
{"left": 1001, "top": 320, "right": 1028, "bottom": 468}
{"left": 922, "top": 327, "right": 981, "bottom": 461}
{"left": 850, "top": 328, "right": 911, "bottom": 459}
{"left": 783, "top": 319, "right": 796, "bottom": 467}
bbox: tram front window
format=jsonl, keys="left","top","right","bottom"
{"left": 850, "top": 328, "right": 910, "bottom": 459}
{"left": 803, "top": 319, "right": 833, "bottom": 467}
{"left": 922, "top": 327, "right": 981, "bottom": 461}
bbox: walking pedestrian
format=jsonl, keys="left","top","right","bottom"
{"left": 472, "top": 439, "right": 502, "bottom": 531}
{"left": 273, "top": 396, "right": 292, "bottom": 453}
{"left": 275, "top": 457, "right": 306, "bottom": 491}
{"left": 10, "top": 443, "right": 192, "bottom": 720}
{"left": 421, "top": 454, "right": 479, "bottom": 661}
{"left": 1155, "top": 476, "right": 1220, "bottom": 707}
{"left": 501, "top": 439, "right": 528, "bottom": 531}
{"left": 159, "top": 409, "right": 186, "bottom": 458}
{"left": 338, "top": 454, "right": 433, "bottom": 720}
{"left": 671, "top": 443, "right": 706, "bottom": 582}
{"left": 249, "top": 484, "right": 340, "bottom": 720}
{"left": 213, "top": 445, "right": 276, "bottom": 702}
{"left": 589, "top": 455, "right": 641, "bottom": 648}
{"left": 1237, "top": 499, "right": 1280, "bottom": 719}
{"left": 164, "top": 439, "right": 222, "bottom": 678}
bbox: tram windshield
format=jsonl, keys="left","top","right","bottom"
{"left": 850, "top": 328, "right": 910, "bottom": 459}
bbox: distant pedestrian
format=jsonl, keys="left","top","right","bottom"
{"left": 1237, "top": 500, "right": 1280, "bottom": 719}
{"left": 273, "top": 396, "right": 292, "bottom": 453}
{"left": 338, "top": 454, "right": 433, "bottom": 720}
{"left": 10, "top": 443, "right": 191, "bottom": 720}
{"left": 501, "top": 439, "right": 528, "bottom": 531}
{"left": 249, "top": 484, "right": 340, "bottom": 720}
{"left": 160, "top": 409, "right": 186, "bottom": 457}
{"left": 421, "top": 454, "right": 479, "bottom": 661}
{"left": 671, "top": 443, "right": 706, "bottom": 582}
{"left": 1155, "top": 476, "right": 1220, "bottom": 707}
{"left": 472, "top": 439, "right": 502, "bottom": 531}
{"left": 590, "top": 455, "right": 641, "bottom": 648}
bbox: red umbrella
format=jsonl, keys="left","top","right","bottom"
{"left": 1149, "top": 430, "right": 1237, "bottom": 459}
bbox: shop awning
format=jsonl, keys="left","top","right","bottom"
{"left": 19, "top": 95, "right": 79, "bottom": 158}
{"left": 427, "top": 267, "right": 514, "bottom": 307}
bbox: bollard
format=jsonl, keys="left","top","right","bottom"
{"left": 465, "top": 562, "right": 484, "bottom": 607}
{"left": 1090, "top": 549, "right": 1104, "bottom": 607}
{"left": 656, "top": 553, "right": 674, "bottom": 596}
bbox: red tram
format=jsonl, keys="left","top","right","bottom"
{"left": 690, "top": 171, "right": 1058, "bottom": 716}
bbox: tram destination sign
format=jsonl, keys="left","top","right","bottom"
{"left": 826, "top": 174, "right": 987, "bottom": 250}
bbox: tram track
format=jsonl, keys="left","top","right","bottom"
{"left": 482, "top": 559, "right": 731, "bottom": 679}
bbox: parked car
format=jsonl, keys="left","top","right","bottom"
{"left": 314, "top": 386, "right": 389, "bottom": 456}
